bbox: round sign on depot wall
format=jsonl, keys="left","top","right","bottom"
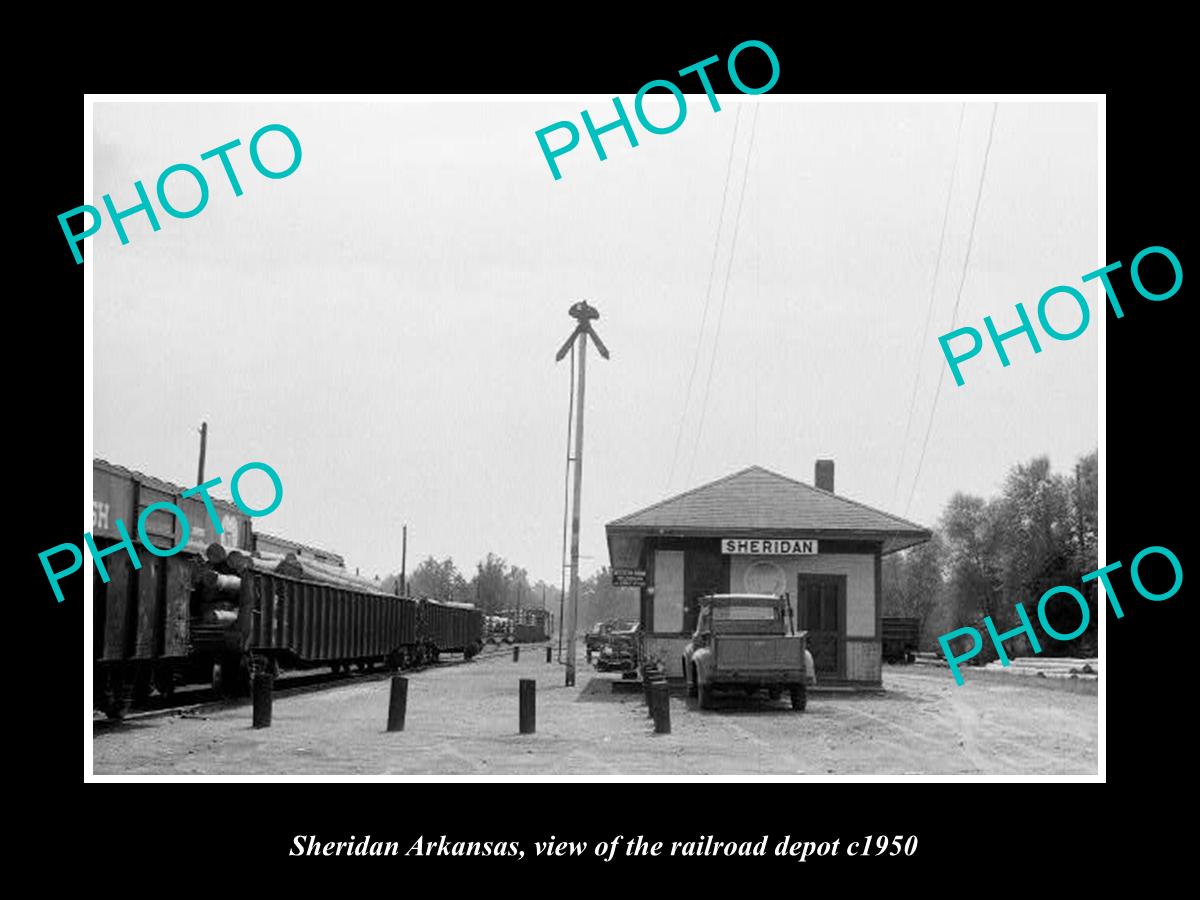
{"left": 743, "top": 560, "right": 786, "bottom": 595}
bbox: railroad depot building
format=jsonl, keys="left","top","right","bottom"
{"left": 605, "top": 462, "right": 931, "bottom": 687}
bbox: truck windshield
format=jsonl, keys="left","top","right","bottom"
{"left": 712, "top": 606, "right": 777, "bottom": 621}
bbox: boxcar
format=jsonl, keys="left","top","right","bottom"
{"left": 92, "top": 459, "right": 253, "bottom": 713}
{"left": 253, "top": 531, "right": 346, "bottom": 569}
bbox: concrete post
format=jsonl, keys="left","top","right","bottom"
{"left": 252, "top": 671, "right": 273, "bottom": 729}
{"left": 519, "top": 679, "right": 536, "bottom": 734}
{"left": 387, "top": 676, "right": 408, "bottom": 732}
{"left": 650, "top": 682, "right": 671, "bottom": 734}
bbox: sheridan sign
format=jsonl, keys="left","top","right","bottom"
{"left": 721, "top": 538, "right": 818, "bottom": 555}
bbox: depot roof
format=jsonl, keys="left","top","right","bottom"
{"left": 605, "top": 466, "right": 931, "bottom": 564}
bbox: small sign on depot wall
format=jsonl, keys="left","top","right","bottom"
{"left": 611, "top": 567, "right": 646, "bottom": 587}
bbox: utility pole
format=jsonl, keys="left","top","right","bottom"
{"left": 555, "top": 301, "right": 609, "bottom": 687}
{"left": 400, "top": 524, "right": 408, "bottom": 597}
{"left": 197, "top": 422, "right": 208, "bottom": 485}
{"left": 557, "top": 341, "right": 576, "bottom": 664}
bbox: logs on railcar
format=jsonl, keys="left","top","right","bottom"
{"left": 266, "top": 552, "right": 389, "bottom": 594}
{"left": 225, "top": 550, "right": 252, "bottom": 573}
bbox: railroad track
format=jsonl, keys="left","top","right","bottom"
{"left": 93, "top": 643, "right": 558, "bottom": 728}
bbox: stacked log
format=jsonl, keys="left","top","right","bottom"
{"left": 257, "top": 552, "right": 391, "bottom": 595}
{"left": 982, "top": 657, "right": 1098, "bottom": 678}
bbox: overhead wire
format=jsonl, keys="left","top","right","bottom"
{"left": 904, "top": 102, "right": 1000, "bottom": 518}
{"left": 891, "top": 103, "right": 966, "bottom": 508}
{"left": 688, "top": 102, "right": 761, "bottom": 484}
{"left": 663, "top": 105, "right": 745, "bottom": 495}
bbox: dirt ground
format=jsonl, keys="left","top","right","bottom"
{"left": 92, "top": 647, "right": 1098, "bottom": 776}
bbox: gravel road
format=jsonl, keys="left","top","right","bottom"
{"left": 92, "top": 647, "right": 1097, "bottom": 776}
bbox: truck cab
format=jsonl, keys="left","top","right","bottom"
{"left": 683, "top": 593, "right": 815, "bottom": 711}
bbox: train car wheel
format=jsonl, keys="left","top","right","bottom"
{"left": 131, "top": 667, "right": 153, "bottom": 704}
{"left": 153, "top": 666, "right": 176, "bottom": 699}
{"left": 102, "top": 671, "right": 129, "bottom": 720}
{"left": 215, "top": 654, "right": 251, "bottom": 696}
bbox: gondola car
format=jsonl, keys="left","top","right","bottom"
{"left": 223, "top": 561, "right": 483, "bottom": 684}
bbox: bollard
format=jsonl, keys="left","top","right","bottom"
{"left": 519, "top": 678, "right": 536, "bottom": 734}
{"left": 650, "top": 682, "right": 671, "bottom": 734}
{"left": 252, "top": 671, "right": 273, "bottom": 729}
{"left": 387, "top": 675, "right": 409, "bottom": 732}
{"left": 646, "top": 677, "right": 666, "bottom": 718}
{"left": 513, "top": 646, "right": 520, "bottom": 662}
{"left": 545, "top": 645, "right": 552, "bottom": 663}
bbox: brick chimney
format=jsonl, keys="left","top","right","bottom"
{"left": 815, "top": 459, "right": 835, "bottom": 493}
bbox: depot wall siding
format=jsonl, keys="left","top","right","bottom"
{"left": 638, "top": 537, "right": 883, "bottom": 686}
{"left": 728, "top": 554, "right": 877, "bottom": 638}
{"left": 652, "top": 550, "right": 685, "bottom": 634}
{"left": 844, "top": 639, "right": 883, "bottom": 683}
{"left": 646, "top": 635, "right": 688, "bottom": 678}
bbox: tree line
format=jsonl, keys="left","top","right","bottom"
{"left": 381, "top": 552, "right": 563, "bottom": 618}
{"left": 884, "top": 450, "right": 1098, "bottom": 658}
{"left": 379, "top": 553, "right": 638, "bottom": 632}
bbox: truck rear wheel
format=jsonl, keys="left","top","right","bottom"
{"left": 768, "top": 687, "right": 782, "bottom": 701}
{"left": 790, "top": 684, "right": 807, "bottom": 712}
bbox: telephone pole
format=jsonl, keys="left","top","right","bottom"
{"left": 197, "top": 422, "right": 208, "bottom": 485}
{"left": 400, "top": 524, "right": 408, "bottom": 596}
{"left": 555, "top": 301, "right": 609, "bottom": 687}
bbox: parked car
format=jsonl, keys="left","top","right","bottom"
{"left": 585, "top": 618, "right": 638, "bottom": 662}
{"left": 683, "top": 594, "right": 815, "bottom": 711}
{"left": 593, "top": 622, "right": 643, "bottom": 675}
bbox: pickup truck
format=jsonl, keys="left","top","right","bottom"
{"left": 683, "top": 593, "right": 815, "bottom": 711}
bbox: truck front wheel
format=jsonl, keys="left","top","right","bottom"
{"left": 790, "top": 684, "right": 807, "bottom": 712}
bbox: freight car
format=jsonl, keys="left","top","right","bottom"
{"left": 253, "top": 531, "right": 346, "bottom": 568}
{"left": 209, "top": 559, "right": 484, "bottom": 689}
{"left": 91, "top": 458, "right": 484, "bottom": 718}
{"left": 92, "top": 459, "right": 254, "bottom": 714}
{"left": 882, "top": 616, "right": 920, "bottom": 663}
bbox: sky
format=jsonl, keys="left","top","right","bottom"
{"left": 92, "top": 98, "right": 1098, "bottom": 586}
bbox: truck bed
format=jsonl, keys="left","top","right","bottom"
{"left": 713, "top": 635, "right": 805, "bottom": 672}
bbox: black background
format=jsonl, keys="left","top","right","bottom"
{"left": 16, "top": 23, "right": 1189, "bottom": 884}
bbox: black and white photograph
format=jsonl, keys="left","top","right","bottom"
{"left": 80, "top": 93, "right": 1103, "bottom": 778}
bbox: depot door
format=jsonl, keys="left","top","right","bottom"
{"left": 796, "top": 574, "right": 845, "bottom": 678}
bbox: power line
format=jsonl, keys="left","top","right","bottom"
{"left": 663, "top": 105, "right": 744, "bottom": 495}
{"left": 689, "top": 102, "right": 761, "bottom": 484}
{"left": 904, "top": 102, "right": 999, "bottom": 518}
{"left": 891, "top": 103, "right": 966, "bottom": 508}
